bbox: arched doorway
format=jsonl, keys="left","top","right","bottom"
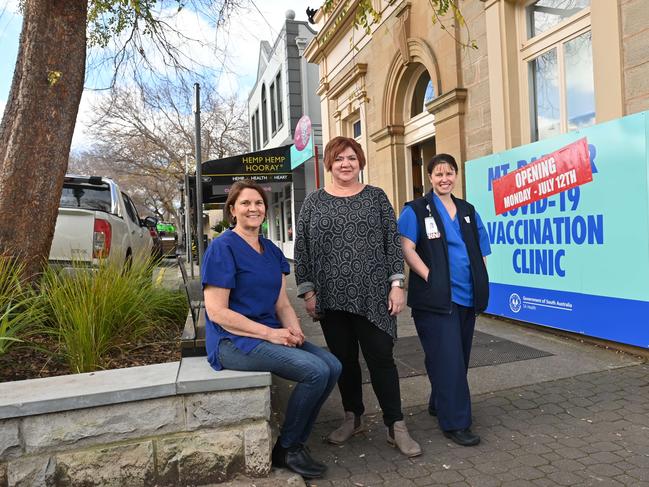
{"left": 372, "top": 37, "right": 441, "bottom": 206}
{"left": 403, "top": 65, "right": 437, "bottom": 200}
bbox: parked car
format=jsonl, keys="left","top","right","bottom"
{"left": 49, "top": 175, "right": 153, "bottom": 269}
{"left": 143, "top": 216, "right": 164, "bottom": 261}
{"left": 156, "top": 221, "right": 178, "bottom": 256}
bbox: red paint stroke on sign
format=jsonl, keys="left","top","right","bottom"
{"left": 492, "top": 137, "right": 593, "bottom": 215}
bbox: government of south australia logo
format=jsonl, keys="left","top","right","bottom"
{"left": 509, "top": 293, "right": 522, "bottom": 313}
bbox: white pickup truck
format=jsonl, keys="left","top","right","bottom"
{"left": 49, "top": 175, "right": 153, "bottom": 268}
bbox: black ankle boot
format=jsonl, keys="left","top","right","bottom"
{"left": 271, "top": 437, "right": 286, "bottom": 468}
{"left": 300, "top": 443, "right": 327, "bottom": 471}
{"left": 272, "top": 438, "right": 326, "bottom": 479}
{"left": 285, "top": 445, "right": 326, "bottom": 479}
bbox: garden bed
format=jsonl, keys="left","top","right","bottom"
{"left": 0, "top": 259, "right": 188, "bottom": 383}
{"left": 0, "top": 323, "right": 182, "bottom": 383}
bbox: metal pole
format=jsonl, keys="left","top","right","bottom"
{"left": 193, "top": 83, "right": 204, "bottom": 268}
{"left": 177, "top": 184, "right": 184, "bottom": 251}
{"left": 184, "top": 155, "right": 194, "bottom": 279}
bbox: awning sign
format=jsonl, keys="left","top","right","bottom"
{"left": 202, "top": 144, "right": 292, "bottom": 186}
{"left": 492, "top": 138, "right": 593, "bottom": 215}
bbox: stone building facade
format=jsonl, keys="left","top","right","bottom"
{"left": 304, "top": 0, "right": 649, "bottom": 206}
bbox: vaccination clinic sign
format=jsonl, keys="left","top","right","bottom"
{"left": 465, "top": 112, "right": 649, "bottom": 349}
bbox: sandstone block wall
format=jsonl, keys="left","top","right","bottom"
{"left": 0, "top": 361, "right": 272, "bottom": 487}
{"left": 621, "top": 0, "right": 649, "bottom": 114}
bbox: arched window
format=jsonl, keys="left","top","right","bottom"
{"left": 410, "top": 71, "right": 435, "bottom": 118}
{"left": 261, "top": 84, "right": 269, "bottom": 145}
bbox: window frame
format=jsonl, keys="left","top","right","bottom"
{"left": 410, "top": 70, "right": 435, "bottom": 118}
{"left": 250, "top": 112, "right": 257, "bottom": 151}
{"left": 275, "top": 72, "right": 283, "bottom": 130}
{"left": 518, "top": 1, "right": 593, "bottom": 142}
{"left": 261, "top": 84, "right": 269, "bottom": 146}
{"left": 272, "top": 201, "right": 283, "bottom": 241}
{"left": 255, "top": 108, "right": 261, "bottom": 150}
{"left": 121, "top": 192, "right": 140, "bottom": 225}
{"left": 270, "top": 81, "right": 277, "bottom": 134}
{"left": 344, "top": 112, "right": 366, "bottom": 183}
{"left": 352, "top": 119, "right": 362, "bottom": 139}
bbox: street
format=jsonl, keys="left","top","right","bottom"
{"left": 270, "top": 269, "right": 649, "bottom": 487}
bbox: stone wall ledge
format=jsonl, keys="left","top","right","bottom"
{"left": 0, "top": 357, "right": 271, "bottom": 420}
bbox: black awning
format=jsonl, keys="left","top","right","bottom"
{"left": 191, "top": 144, "right": 294, "bottom": 204}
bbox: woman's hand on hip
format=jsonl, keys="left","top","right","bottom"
{"left": 388, "top": 287, "right": 405, "bottom": 316}
{"left": 268, "top": 327, "right": 301, "bottom": 347}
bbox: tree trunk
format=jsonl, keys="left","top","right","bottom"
{"left": 0, "top": 0, "right": 87, "bottom": 279}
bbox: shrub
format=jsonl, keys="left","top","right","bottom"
{"left": 0, "top": 256, "right": 44, "bottom": 356}
{"left": 40, "top": 259, "right": 187, "bottom": 373}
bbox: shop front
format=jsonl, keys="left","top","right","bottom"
{"left": 200, "top": 140, "right": 317, "bottom": 259}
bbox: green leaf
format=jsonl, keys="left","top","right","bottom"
{"left": 39, "top": 258, "right": 186, "bottom": 373}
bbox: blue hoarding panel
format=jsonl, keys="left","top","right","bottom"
{"left": 466, "top": 112, "right": 649, "bottom": 348}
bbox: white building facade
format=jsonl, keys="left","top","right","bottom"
{"left": 247, "top": 11, "right": 323, "bottom": 259}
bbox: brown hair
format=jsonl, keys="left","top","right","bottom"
{"left": 427, "top": 153, "right": 459, "bottom": 175}
{"left": 224, "top": 180, "right": 269, "bottom": 225}
{"left": 323, "top": 136, "right": 367, "bottom": 171}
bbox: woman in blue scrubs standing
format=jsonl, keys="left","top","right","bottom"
{"left": 398, "top": 154, "right": 491, "bottom": 447}
{"left": 202, "top": 180, "right": 341, "bottom": 479}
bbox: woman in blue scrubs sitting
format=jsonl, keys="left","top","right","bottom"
{"left": 398, "top": 154, "right": 491, "bottom": 447}
{"left": 202, "top": 180, "right": 341, "bottom": 479}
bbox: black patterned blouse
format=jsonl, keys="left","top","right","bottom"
{"left": 295, "top": 185, "right": 405, "bottom": 338}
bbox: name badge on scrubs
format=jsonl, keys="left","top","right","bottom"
{"left": 425, "top": 216, "right": 441, "bottom": 239}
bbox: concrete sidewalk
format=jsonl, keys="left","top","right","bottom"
{"left": 270, "top": 271, "right": 649, "bottom": 486}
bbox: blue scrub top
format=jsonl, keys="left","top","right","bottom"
{"left": 398, "top": 193, "right": 491, "bottom": 307}
{"left": 201, "top": 229, "right": 290, "bottom": 370}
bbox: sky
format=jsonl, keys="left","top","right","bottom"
{"left": 0, "top": 0, "right": 319, "bottom": 149}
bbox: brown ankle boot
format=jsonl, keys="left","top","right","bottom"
{"left": 327, "top": 411, "right": 364, "bottom": 445}
{"left": 387, "top": 420, "right": 422, "bottom": 457}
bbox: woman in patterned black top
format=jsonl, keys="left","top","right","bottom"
{"left": 295, "top": 136, "right": 421, "bottom": 458}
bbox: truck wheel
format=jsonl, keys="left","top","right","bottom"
{"left": 124, "top": 251, "right": 133, "bottom": 272}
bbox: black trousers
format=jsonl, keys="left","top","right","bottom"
{"left": 412, "top": 304, "right": 475, "bottom": 431}
{"left": 320, "top": 309, "right": 403, "bottom": 426}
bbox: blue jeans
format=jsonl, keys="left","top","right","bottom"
{"left": 219, "top": 338, "right": 341, "bottom": 447}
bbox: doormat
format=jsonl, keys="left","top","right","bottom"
{"left": 357, "top": 331, "right": 553, "bottom": 383}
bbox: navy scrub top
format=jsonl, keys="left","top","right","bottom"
{"left": 201, "top": 229, "right": 290, "bottom": 371}
{"left": 398, "top": 193, "right": 491, "bottom": 307}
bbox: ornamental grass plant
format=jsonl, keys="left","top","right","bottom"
{"left": 40, "top": 259, "right": 187, "bottom": 373}
{"left": 0, "top": 256, "right": 45, "bottom": 355}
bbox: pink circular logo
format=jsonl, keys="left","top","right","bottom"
{"left": 294, "top": 115, "right": 312, "bottom": 151}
